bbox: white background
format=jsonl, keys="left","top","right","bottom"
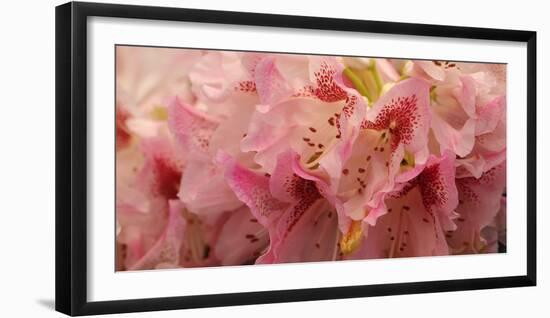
{"left": 88, "top": 16, "right": 527, "bottom": 302}
{"left": 0, "top": 0, "right": 547, "bottom": 317}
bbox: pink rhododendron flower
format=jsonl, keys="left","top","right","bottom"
{"left": 348, "top": 151, "right": 459, "bottom": 259}
{"left": 447, "top": 163, "right": 506, "bottom": 254}
{"left": 115, "top": 46, "right": 507, "bottom": 270}
{"left": 340, "top": 78, "right": 432, "bottom": 225}
{"left": 221, "top": 150, "right": 340, "bottom": 263}
{"left": 241, "top": 55, "right": 366, "bottom": 178}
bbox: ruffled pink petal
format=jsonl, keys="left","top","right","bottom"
{"left": 475, "top": 95, "right": 505, "bottom": 135}
{"left": 274, "top": 54, "right": 311, "bottom": 91}
{"left": 116, "top": 46, "right": 201, "bottom": 111}
{"left": 291, "top": 151, "right": 353, "bottom": 234}
{"left": 259, "top": 151, "right": 338, "bottom": 263}
{"left": 338, "top": 130, "right": 402, "bottom": 222}
{"left": 401, "top": 151, "right": 459, "bottom": 231}
{"left": 167, "top": 97, "right": 219, "bottom": 160}
{"left": 116, "top": 141, "right": 174, "bottom": 270}
{"left": 307, "top": 57, "right": 348, "bottom": 102}
{"left": 129, "top": 200, "right": 186, "bottom": 270}
{"left": 208, "top": 102, "right": 256, "bottom": 159}
{"left": 258, "top": 199, "right": 339, "bottom": 264}
{"left": 453, "top": 75, "right": 477, "bottom": 119}
{"left": 455, "top": 119, "right": 506, "bottom": 178}
{"left": 254, "top": 56, "right": 293, "bottom": 105}
{"left": 338, "top": 79, "right": 431, "bottom": 225}
{"left": 219, "top": 152, "right": 288, "bottom": 226}
{"left": 456, "top": 63, "right": 507, "bottom": 97}
{"left": 447, "top": 163, "right": 506, "bottom": 254}
{"left": 241, "top": 56, "right": 366, "bottom": 181}
{"left": 354, "top": 151, "right": 459, "bottom": 258}
{"left": 421, "top": 151, "right": 459, "bottom": 216}
{"left": 375, "top": 59, "right": 400, "bottom": 82}
{"left": 213, "top": 206, "right": 269, "bottom": 265}
{"left": 178, "top": 160, "right": 243, "bottom": 216}
{"left": 240, "top": 100, "right": 299, "bottom": 174}
{"left": 242, "top": 96, "right": 355, "bottom": 176}
{"left": 221, "top": 150, "right": 340, "bottom": 264}
{"left": 354, "top": 182, "right": 449, "bottom": 259}
{"left": 189, "top": 52, "right": 248, "bottom": 103}
{"left": 136, "top": 136, "right": 183, "bottom": 200}
{"left": 476, "top": 119, "right": 506, "bottom": 153}
{"left": 431, "top": 114, "right": 476, "bottom": 158}
{"left": 362, "top": 77, "right": 431, "bottom": 154}
{"left": 240, "top": 52, "right": 264, "bottom": 79}
{"left": 414, "top": 61, "right": 445, "bottom": 82}
{"left": 455, "top": 155, "right": 487, "bottom": 179}
{"left": 116, "top": 199, "right": 167, "bottom": 270}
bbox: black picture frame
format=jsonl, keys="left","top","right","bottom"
{"left": 55, "top": 1, "right": 537, "bottom": 316}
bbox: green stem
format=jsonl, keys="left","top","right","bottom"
{"left": 369, "top": 60, "right": 383, "bottom": 94}
{"left": 343, "top": 67, "right": 373, "bottom": 102}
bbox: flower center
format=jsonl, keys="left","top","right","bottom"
{"left": 151, "top": 105, "right": 168, "bottom": 121}
{"left": 342, "top": 60, "right": 384, "bottom": 104}
{"left": 180, "top": 208, "right": 210, "bottom": 263}
{"left": 339, "top": 220, "right": 363, "bottom": 255}
{"left": 400, "top": 150, "right": 416, "bottom": 172}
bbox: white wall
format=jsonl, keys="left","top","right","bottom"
{"left": 0, "top": 0, "right": 546, "bottom": 316}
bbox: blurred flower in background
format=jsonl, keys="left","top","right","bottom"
{"left": 115, "top": 46, "right": 506, "bottom": 271}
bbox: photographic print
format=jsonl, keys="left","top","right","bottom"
{"left": 57, "top": 3, "right": 536, "bottom": 315}
{"left": 115, "top": 46, "right": 507, "bottom": 271}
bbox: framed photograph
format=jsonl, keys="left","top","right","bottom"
{"left": 55, "top": 1, "right": 536, "bottom": 316}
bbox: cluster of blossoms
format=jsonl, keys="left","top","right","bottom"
{"left": 115, "top": 46, "right": 506, "bottom": 270}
